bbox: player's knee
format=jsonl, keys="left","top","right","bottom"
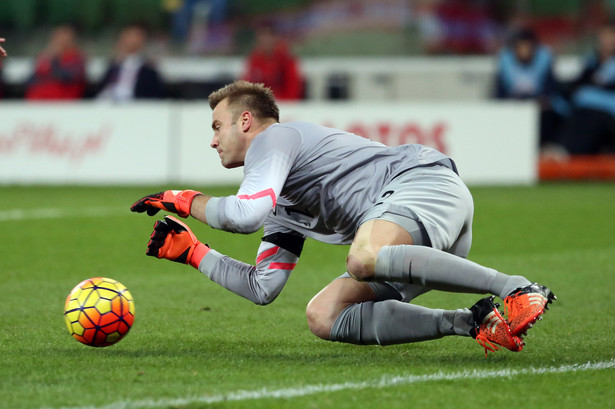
{"left": 305, "top": 300, "right": 336, "bottom": 340}
{"left": 346, "top": 254, "right": 375, "bottom": 281}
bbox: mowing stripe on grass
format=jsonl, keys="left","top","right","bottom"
{"left": 0, "top": 207, "right": 125, "bottom": 222}
{"left": 49, "top": 359, "right": 615, "bottom": 409}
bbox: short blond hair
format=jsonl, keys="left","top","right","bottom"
{"left": 208, "top": 80, "right": 280, "bottom": 122}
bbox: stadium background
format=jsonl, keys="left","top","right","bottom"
{"left": 1, "top": 2, "right": 614, "bottom": 409}
{"left": 0, "top": 0, "right": 611, "bottom": 98}
{"left": 2, "top": 0, "right": 615, "bottom": 183}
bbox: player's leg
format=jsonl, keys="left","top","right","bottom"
{"left": 346, "top": 166, "right": 531, "bottom": 300}
{"left": 346, "top": 219, "right": 529, "bottom": 300}
{"left": 370, "top": 239, "right": 557, "bottom": 339}
{"left": 307, "top": 276, "right": 474, "bottom": 345}
{"left": 307, "top": 220, "right": 423, "bottom": 340}
{"left": 308, "top": 210, "right": 523, "bottom": 351}
{"left": 347, "top": 166, "right": 554, "bottom": 337}
{"left": 308, "top": 221, "right": 473, "bottom": 346}
{"left": 306, "top": 276, "right": 376, "bottom": 340}
{"left": 308, "top": 274, "right": 523, "bottom": 353}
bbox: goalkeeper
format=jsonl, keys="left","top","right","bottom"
{"left": 131, "top": 81, "right": 555, "bottom": 356}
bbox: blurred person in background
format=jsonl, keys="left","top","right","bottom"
{"left": 96, "top": 24, "right": 164, "bottom": 101}
{"left": 242, "top": 23, "right": 303, "bottom": 101}
{"left": 0, "top": 37, "right": 6, "bottom": 58}
{"left": 559, "top": 21, "right": 615, "bottom": 154}
{"left": 494, "top": 28, "right": 567, "bottom": 149}
{"left": 165, "top": 0, "right": 230, "bottom": 53}
{"left": 419, "top": 0, "right": 499, "bottom": 55}
{"left": 25, "top": 25, "right": 86, "bottom": 100}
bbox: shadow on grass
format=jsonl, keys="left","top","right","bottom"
{"left": 45, "top": 334, "right": 605, "bottom": 374}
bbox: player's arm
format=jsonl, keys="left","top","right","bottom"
{"left": 146, "top": 215, "right": 305, "bottom": 305}
{"left": 203, "top": 126, "right": 302, "bottom": 234}
{"left": 131, "top": 127, "right": 301, "bottom": 233}
{"left": 201, "top": 229, "right": 304, "bottom": 305}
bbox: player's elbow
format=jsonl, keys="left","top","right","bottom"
{"left": 252, "top": 278, "right": 285, "bottom": 306}
{"left": 253, "top": 289, "right": 281, "bottom": 306}
{"left": 237, "top": 221, "right": 263, "bottom": 234}
{"left": 253, "top": 296, "right": 275, "bottom": 306}
{"left": 229, "top": 214, "right": 266, "bottom": 234}
{"left": 225, "top": 200, "right": 272, "bottom": 234}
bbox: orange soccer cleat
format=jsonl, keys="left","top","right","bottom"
{"left": 503, "top": 283, "right": 556, "bottom": 337}
{"left": 470, "top": 296, "right": 524, "bottom": 357}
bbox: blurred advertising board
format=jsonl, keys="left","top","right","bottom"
{"left": 280, "top": 102, "right": 538, "bottom": 185}
{"left": 0, "top": 102, "right": 537, "bottom": 185}
{"left": 0, "top": 103, "right": 171, "bottom": 184}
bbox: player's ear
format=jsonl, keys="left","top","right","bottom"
{"left": 239, "top": 111, "right": 252, "bottom": 132}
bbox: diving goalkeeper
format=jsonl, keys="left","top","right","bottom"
{"left": 131, "top": 81, "right": 556, "bottom": 356}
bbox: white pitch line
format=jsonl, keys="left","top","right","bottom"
{"left": 0, "top": 207, "right": 127, "bottom": 222}
{"left": 48, "top": 359, "right": 615, "bottom": 409}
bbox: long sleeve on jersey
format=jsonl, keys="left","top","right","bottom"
{"left": 205, "top": 125, "right": 302, "bottom": 234}
{"left": 197, "top": 234, "right": 303, "bottom": 305}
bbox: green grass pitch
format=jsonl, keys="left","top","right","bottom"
{"left": 1, "top": 183, "right": 614, "bottom": 409}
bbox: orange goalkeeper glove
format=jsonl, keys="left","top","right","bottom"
{"left": 146, "top": 216, "right": 210, "bottom": 268}
{"left": 131, "top": 189, "right": 202, "bottom": 218}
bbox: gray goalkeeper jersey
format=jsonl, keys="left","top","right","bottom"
{"left": 205, "top": 121, "right": 455, "bottom": 244}
{"left": 199, "top": 121, "right": 456, "bottom": 305}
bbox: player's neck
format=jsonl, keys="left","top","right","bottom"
{"left": 250, "top": 119, "right": 277, "bottom": 137}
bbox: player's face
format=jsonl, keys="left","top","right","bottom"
{"left": 514, "top": 40, "right": 534, "bottom": 63}
{"left": 598, "top": 27, "right": 615, "bottom": 57}
{"left": 211, "top": 99, "right": 250, "bottom": 168}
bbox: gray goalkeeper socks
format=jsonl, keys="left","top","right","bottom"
{"left": 329, "top": 300, "right": 473, "bottom": 345}
{"left": 374, "top": 245, "right": 530, "bottom": 299}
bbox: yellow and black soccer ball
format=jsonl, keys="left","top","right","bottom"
{"left": 64, "top": 277, "right": 135, "bottom": 347}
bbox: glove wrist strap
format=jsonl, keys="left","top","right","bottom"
{"left": 176, "top": 190, "right": 202, "bottom": 217}
{"left": 189, "top": 242, "right": 210, "bottom": 269}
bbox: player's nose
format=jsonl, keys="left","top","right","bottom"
{"left": 210, "top": 136, "right": 218, "bottom": 149}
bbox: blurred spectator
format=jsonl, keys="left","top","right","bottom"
{"left": 559, "top": 22, "right": 615, "bottom": 154}
{"left": 242, "top": 24, "right": 303, "bottom": 101}
{"left": 25, "top": 26, "right": 86, "bottom": 100}
{"left": 419, "top": 0, "right": 499, "bottom": 55}
{"left": 165, "top": 0, "right": 227, "bottom": 42}
{"left": 494, "top": 28, "right": 567, "bottom": 148}
{"left": 0, "top": 37, "right": 6, "bottom": 58}
{"left": 96, "top": 25, "right": 164, "bottom": 101}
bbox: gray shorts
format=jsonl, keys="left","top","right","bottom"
{"left": 340, "top": 164, "right": 475, "bottom": 302}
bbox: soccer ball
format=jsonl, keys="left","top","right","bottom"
{"left": 64, "top": 277, "right": 135, "bottom": 347}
